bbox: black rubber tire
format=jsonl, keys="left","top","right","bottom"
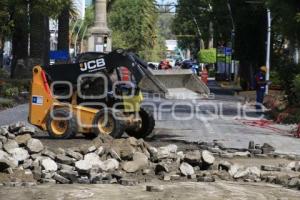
{"left": 126, "top": 108, "right": 155, "bottom": 139}
{"left": 92, "top": 108, "right": 125, "bottom": 138}
{"left": 46, "top": 108, "right": 78, "bottom": 139}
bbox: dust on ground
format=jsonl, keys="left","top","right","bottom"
{"left": 0, "top": 181, "right": 299, "bottom": 200}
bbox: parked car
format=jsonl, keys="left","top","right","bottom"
{"left": 147, "top": 62, "right": 159, "bottom": 70}
{"left": 181, "top": 60, "right": 200, "bottom": 75}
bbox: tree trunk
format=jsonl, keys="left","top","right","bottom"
{"left": 58, "top": 7, "right": 70, "bottom": 53}
{"left": 29, "top": 8, "right": 50, "bottom": 68}
{"left": 57, "top": 6, "right": 70, "bottom": 63}
{"left": 11, "top": 10, "right": 29, "bottom": 78}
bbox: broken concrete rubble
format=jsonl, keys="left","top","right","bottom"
{"left": 15, "top": 134, "right": 32, "bottom": 146}
{"left": 184, "top": 150, "right": 201, "bottom": 166}
{"left": 41, "top": 158, "right": 58, "bottom": 172}
{"left": 179, "top": 162, "right": 194, "bottom": 176}
{"left": 10, "top": 148, "right": 29, "bottom": 162}
{"left": 123, "top": 152, "right": 148, "bottom": 173}
{"left": 26, "top": 138, "right": 44, "bottom": 153}
{"left": 0, "top": 122, "right": 299, "bottom": 191}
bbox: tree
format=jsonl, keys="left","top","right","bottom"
{"left": 29, "top": 0, "right": 68, "bottom": 68}
{"left": 108, "top": 0, "right": 163, "bottom": 61}
{"left": 1, "top": 0, "right": 74, "bottom": 77}
{"left": 9, "top": 0, "right": 29, "bottom": 78}
{"left": 29, "top": 4, "right": 50, "bottom": 68}
{"left": 157, "top": 12, "right": 176, "bottom": 40}
{"left": 58, "top": 0, "right": 80, "bottom": 61}
{"left": 172, "top": 0, "right": 220, "bottom": 57}
{"left": 230, "top": 0, "right": 267, "bottom": 89}
{"left": 266, "top": 0, "right": 300, "bottom": 60}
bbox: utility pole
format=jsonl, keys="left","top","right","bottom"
{"left": 265, "top": 8, "right": 271, "bottom": 94}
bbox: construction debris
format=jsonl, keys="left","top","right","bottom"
{"left": 0, "top": 122, "right": 299, "bottom": 191}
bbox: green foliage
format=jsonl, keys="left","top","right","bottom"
{"left": 266, "top": 0, "right": 300, "bottom": 44}
{"left": 0, "top": 68, "right": 9, "bottom": 79}
{"left": 281, "top": 108, "right": 300, "bottom": 124}
{"left": 172, "top": 0, "right": 232, "bottom": 56}
{"left": 292, "top": 74, "right": 300, "bottom": 103}
{"left": 274, "top": 57, "right": 300, "bottom": 104}
{"left": 0, "top": 0, "right": 13, "bottom": 37}
{"left": 198, "top": 48, "right": 216, "bottom": 64}
{"left": 0, "top": 0, "right": 72, "bottom": 40}
{"left": 1, "top": 83, "right": 19, "bottom": 97}
{"left": 0, "top": 80, "right": 29, "bottom": 98}
{"left": 30, "top": 0, "right": 71, "bottom": 18}
{"left": 269, "top": 71, "right": 281, "bottom": 85}
{"left": 84, "top": 5, "right": 95, "bottom": 29}
{"left": 108, "top": 0, "right": 164, "bottom": 61}
{"left": 157, "top": 13, "right": 175, "bottom": 40}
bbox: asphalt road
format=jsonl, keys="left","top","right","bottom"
{"left": 0, "top": 93, "right": 299, "bottom": 155}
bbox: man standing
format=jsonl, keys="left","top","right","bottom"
{"left": 255, "top": 66, "right": 267, "bottom": 111}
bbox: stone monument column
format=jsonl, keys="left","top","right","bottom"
{"left": 88, "top": 0, "right": 112, "bottom": 52}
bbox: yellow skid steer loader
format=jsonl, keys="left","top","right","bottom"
{"left": 29, "top": 50, "right": 156, "bottom": 139}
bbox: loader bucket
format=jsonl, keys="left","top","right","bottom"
{"left": 138, "top": 68, "right": 210, "bottom": 100}
{"left": 138, "top": 67, "right": 168, "bottom": 96}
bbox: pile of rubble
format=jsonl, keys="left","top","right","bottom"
{"left": 0, "top": 122, "right": 300, "bottom": 190}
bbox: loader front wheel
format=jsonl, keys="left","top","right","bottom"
{"left": 92, "top": 108, "right": 125, "bottom": 138}
{"left": 126, "top": 108, "right": 155, "bottom": 139}
{"left": 46, "top": 108, "right": 78, "bottom": 139}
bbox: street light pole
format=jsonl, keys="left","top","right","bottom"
{"left": 266, "top": 8, "right": 271, "bottom": 94}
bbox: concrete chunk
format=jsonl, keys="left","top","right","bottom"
{"left": 10, "top": 148, "right": 30, "bottom": 162}
{"left": 9, "top": 122, "right": 25, "bottom": 132}
{"left": 66, "top": 149, "right": 83, "bottom": 160}
{"left": 0, "top": 150, "right": 18, "bottom": 170}
{"left": 53, "top": 173, "right": 70, "bottom": 184}
{"left": 18, "top": 126, "right": 35, "bottom": 135}
{"left": 184, "top": 150, "right": 201, "bottom": 165}
{"left": 179, "top": 162, "right": 194, "bottom": 176}
{"left": 146, "top": 185, "right": 164, "bottom": 192}
{"left": 15, "top": 134, "right": 32, "bottom": 146}
{"left": 202, "top": 150, "right": 215, "bottom": 165}
{"left": 59, "top": 169, "right": 79, "bottom": 183}
{"left": 3, "top": 140, "right": 19, "bottom": 154}
{"left": 56, "top": 154, "right": 74, "bottom": 165}
{"left": 100, "top": 159, "right": 119, "bottom": 172}
{"left": 123, "top": 152, "right": 148, "bottom": 173}
{"left": 41, "top": 158, "right": 58, "bottom": 172}
{"left": 27, "top": 138, "right": 44, "bottom": 153}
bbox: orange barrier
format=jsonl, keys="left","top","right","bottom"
{"left": 201, "top": 69, "right": 208, "bottom": 85}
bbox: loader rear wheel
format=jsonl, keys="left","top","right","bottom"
{"left": 46, "top": 108, "right": 78, "bottom": 139}
{"left": 126, "top": 108, "right": 155, "bottom": 139}
{"left": 92, "top": 108, "right": 125, "bottom": 138}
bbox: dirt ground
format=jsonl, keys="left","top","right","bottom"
{"left": 0, "top": 181, "right": 299, "bottom": 200}
{"left": 238, "top": 90, "right": 285, "bottom": 102}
